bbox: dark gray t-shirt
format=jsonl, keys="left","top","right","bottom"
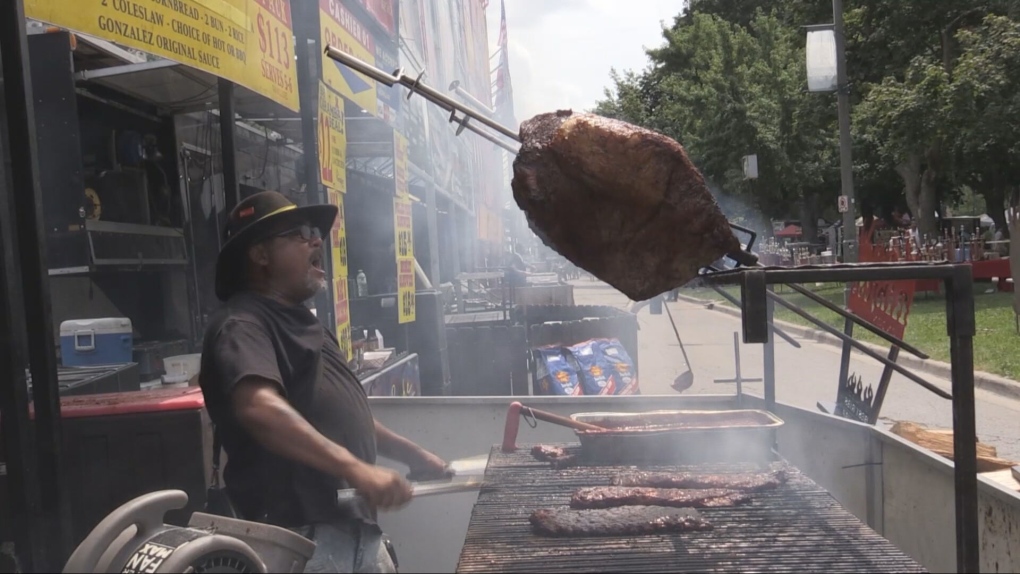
{"left": 200, "top": 291, "right": 376, "bottom": 526}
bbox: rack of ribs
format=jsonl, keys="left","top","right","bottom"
{"left": 530, "top": 506, "right": 713, "bottom": 537}
{"left": 610, "top": 470, "right": 787, "bottom": 492}
{"left": 570, "top": 487, "right": 751, "bottom": 510}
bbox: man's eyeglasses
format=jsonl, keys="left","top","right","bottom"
{"left": 274, "top": 224, "right": 322, "bottom": 242}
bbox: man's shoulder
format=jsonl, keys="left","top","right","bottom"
{"left": 202, "top": 296, "right": 272, "bottom": 343}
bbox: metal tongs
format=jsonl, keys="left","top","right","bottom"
{"left": 336, "top": 455, "right": 488, "bottom": 506}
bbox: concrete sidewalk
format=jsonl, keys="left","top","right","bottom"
{"left": 570, "top": 280, "right": 1020, "bottom": 461}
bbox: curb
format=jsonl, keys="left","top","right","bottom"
{"left": 675, "top": 293, "right": 1020, "bottom": 402}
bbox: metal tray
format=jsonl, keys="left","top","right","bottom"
{"left": 570, "top": 409, "right": 784, "bottom": 465}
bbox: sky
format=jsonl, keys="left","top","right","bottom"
{"left": 485, "top": 0, "right": 689, "bottom": 122}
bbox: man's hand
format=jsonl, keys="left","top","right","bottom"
{"left": 374, "top": 421, "right": 450, "bottom": 481}
{"left": 347, "top": 462, "right": 414, "bottom": 510}
{"left": 406, "top": 450, "right": 451, "bottom": 482}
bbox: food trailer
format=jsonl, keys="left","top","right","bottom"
{"left": 2, "top": 3, "right": 1019, "bottom": 574}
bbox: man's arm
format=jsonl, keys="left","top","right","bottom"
{"left": 232, "top": 377, "right": 412, "bottom": 508}
{"left": 375, "top": 420, "right": 449, "bottom": 479}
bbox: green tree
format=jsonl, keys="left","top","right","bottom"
{"left": 949, "top": 14, "right": 1020, "bottom": 233}
{"left": 595, "top": 10, "right": 838, "bottom": 236}
{"left": 848, "top": 1, "right": 1014, "bottom": 237}
{"left": 854, "top": 59, "right": 951, "bottom": 237}
{"left": 595, "top": 0, "right": 1020, "bottom": 243}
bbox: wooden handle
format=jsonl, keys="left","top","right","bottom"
{"left": 520, "top": 405, "right": 604, "bottom": 432}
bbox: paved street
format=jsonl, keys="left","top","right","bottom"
{"left": 571, "top": 280, "right": 1020, "bottom": 461}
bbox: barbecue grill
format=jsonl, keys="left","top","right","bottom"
{"left": 324, "top": 48, "right": 981, "bottom": 573}
{"left": 458, "top": 445, "right": 926, "bottom": 573}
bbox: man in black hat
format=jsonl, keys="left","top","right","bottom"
{"left": 200, "top": 191, "right": 448, "bottom": 572}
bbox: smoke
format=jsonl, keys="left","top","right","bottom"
{"left": 704, "top": 179, "right": 771, "bottom": 243}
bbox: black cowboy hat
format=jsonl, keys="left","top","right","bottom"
{"left": 215, "top": 191, "right": 337, "bottom": 301}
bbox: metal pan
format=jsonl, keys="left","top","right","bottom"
{"left": 570, "top": 409, "right": 784, "bottom": 465}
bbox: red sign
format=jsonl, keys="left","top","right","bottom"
{"left": 360, "top": 0, "right": 397, "bottom": 37}
{"left": 850, "top": 240, "right": 916, "bottom": 339}
{"left": 847, "top": 281, "right": 914, "bottom": 339}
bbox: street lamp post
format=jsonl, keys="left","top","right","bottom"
{"left": 805, "top": 0, "right": 857, "bottom": 263}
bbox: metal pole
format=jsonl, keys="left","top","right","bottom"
{"left": 763, "top": 287, "right": 776, "bottom": 412}
{"left": 217, "top": 78, "right": 240, "bottom": 213}
{"left": 450, "top": 81, "right": 495, "bottom": 116}
{"left": 324, "top": 46, "right": 520, "bottom": 144}
{"left": 0, "top": 4, "right": 73, "bottom": 568}
{"left": 833, "top": 0, "right": 857, "bottom": 263}
{"left": 0, "top": 35, "right": 42, "bottom": 574}
{"left": 424, "top": 182, "right": 443, "bottom": 286}
{"left": 946, "top": 265, "right": 978, "bottom": 573}
{"left": 292, "top": 2, "right": 333, "bottom": 328}
{"left": 420, "top": 100, "right": 451, "bottom": 394}
{"left": 836, "top": 315, "right": 854, "bottom": 407}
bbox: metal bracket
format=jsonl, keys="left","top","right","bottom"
{"left": 741, "top": 269, "right": 768, "bottom": 343}
{"left": 714, "top": 331, "right": 763, "bottom": 401}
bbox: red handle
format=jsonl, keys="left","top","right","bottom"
{"left": 524, "top": 406, "right": 604, "bottom": 432}
{"left": 501, "top": 402, "right": 605, "bottom": 453}
{"left": 501, "top": 402, "right": 523, "bottom": 452}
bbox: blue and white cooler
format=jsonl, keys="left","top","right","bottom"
{"left": 59, "top": 318, "right": 133, "bottom": 367}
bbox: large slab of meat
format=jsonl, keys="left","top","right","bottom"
{"left": 530, "top": 506, "right": 713, "bottom": 537}
{"left": 570, "top": 486, "right": 751, "bottom": 510}
{"left": 511, "top": 110, "right": 742, "bottom": 301}
{"left": 610, "top": 470, "right": 787, "bottom": 492}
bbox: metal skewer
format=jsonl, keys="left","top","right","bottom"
{"left": 324, "top": 44, "right": 758, "bottom": 268}
{"left": 324, "top": 45, "right": 521, "bottom": 153}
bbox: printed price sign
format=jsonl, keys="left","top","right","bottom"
{"left": 393, "top": 131, "right": 414, "bottom": 323}
{"left": 25, "top": 0, "right": 299, "bottom": 111}
{"left": 333, "top": 278, "right": 352, "bottom": 361}
{"left": 251, "top": 0, "right": 297, "bottom": 110}
{"left": 318, "top": 82, "right": 347, "bottom": 193}
{"left": 328, "top": 190, "right": 348, "bottom": 279}
{"left": 393, "top": 196, "right": 415, "bottom": 324}
{"left": 328, "top": 190, "right": 351, "bottom": 359}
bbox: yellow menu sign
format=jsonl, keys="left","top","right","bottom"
{"left": 329, "top": 190, "right": 348, "bottom": 280}
{"left": 328, "top": 189, "right": 351, "bottom": 360}
{"left": 318, "top": 82, "right": 347, "bottom": 193}
{"left": 319, "top": 0, "right": 377, "bottom": 116}
{"left": 393, "top": 133, "right": 415, "bottom": 324}
{"left": 394, "top": 197, "right": 415, "bottom": 324}
{"left": 24, "top": 0, "right": 299, "bottom": 111}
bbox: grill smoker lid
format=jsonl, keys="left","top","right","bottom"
{"left": 457, "top": 445, "right": 927, "bottom": 573}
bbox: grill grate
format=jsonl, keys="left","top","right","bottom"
{"left": 457, "top": 445, "right": 926, "bottom": 573}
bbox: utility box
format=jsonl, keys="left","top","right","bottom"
{"left": 59, "top": 318, "right": 133, "bottom": 367}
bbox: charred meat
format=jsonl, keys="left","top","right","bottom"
{"left": 532, "top": 445, "right": 571, "bottom": 461}
{"left": 570, "top": 487, "right": 751, "bottom": 510}
{"left": 511, "top": 110, "right": 741, "bottom": 301}
{"left": 610, "top": 470, "right": 787, "bottom": 492}
{"left": 531, "top": 445, "right": 580, "bottom": 469}
{"left": 582, "top": 411, "right": 773, "bottom": 431}
{"left": 530, "top": 506, "right": 713, "bottom": 537}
